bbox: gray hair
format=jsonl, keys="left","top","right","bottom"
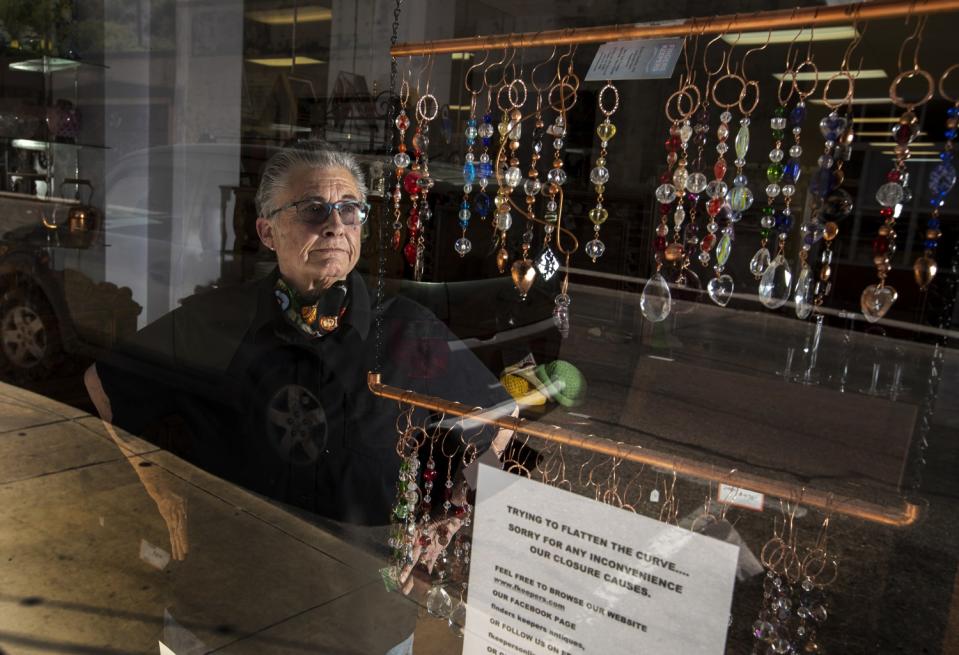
{"left": 255, "top": 140, "right": 368, "bottom": 218}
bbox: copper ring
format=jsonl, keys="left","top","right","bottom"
{"left": 890, "top": 68, "right": 935, "bottom": 110}
{"left": 823, "top": 71, "right": 855, "bottom": 110}
{"left": 399, "top": 79, "right": 411, "bottom": 107}
{"left": 496, "top": 84, "right": 511, "bottom": 112}
{"left": 548, "top": 78, "right": 578, "bottom": 113}
{"left": 939, "top": 62, "right": 959, "bottom": 104}
{"left": 739, "top": 80, "right": 760, "bottom": 116}
{"left": 598, "top": 82, "right": 620, "bottom": 117}
{"left": 665, "top": 85, "right": 699, "bottom": 123}
{"left": 711, "top": 72, "right": 746, "bottom": 110}
{"left": 791, "top": 59, "right": 819, "bottom": 99}
{"left": 416, "top": 93, "right": 438, "bottom": 121}
{"left": 508, "top": 78, "right": 528, "bottom": 109}
{"left": 777, "top": 73, "right": 795, "bottom": 106}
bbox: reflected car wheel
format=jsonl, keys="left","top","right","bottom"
{"left": 0, "top": 285, "right": 62, "bottom": 380}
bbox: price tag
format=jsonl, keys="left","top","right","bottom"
{"left": 585, "top": 38, "right": 683, "bottom": 81}
{"left": 718, "top": 484, "right": 765, "bottom": 512}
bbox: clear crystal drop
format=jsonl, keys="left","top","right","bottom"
{"left": 454, "top": 237, "right": 472, "bottom": 256}
{"left": 749, "top": 247, "right": 771, "bottom": 278}
{"left": 426, "top": 585, "right": 453, "bottom": 618}
{"left": 876, "top": 182, "right": 904, "bottom": 207}
{"left": 759, "top": 254, "right": 793, "bottom": 309}
{"left": 448, "top": 600, "right": 467, "bottom": 637}
{"left": 794, "top": 264, "right": 813, "bottom": 319}
{"left": 590, "top": 166, "right": 610, "bottom": 185}
{"left": 735, "top": 125, "right": 750, "bottom": 160}
{"left": 679, "top": 122, "right": 693, "bottom": 143}
{"left": 673, "top": 205, "right": 686, "bottom": 227}
{"left": 686, "top": 172, "right": 708, "bottom": 194}
{"left": 655, "top": 183, "right": 678, "bottom": 203}
{"left": 585, "top": 238, "right": 606, "bottom": 260}
{"left": 706, "top": 180, "right": 728, "bottom": 199}
{"left": 640, "top": 273, "right": 671, "bottom": 322}
{"left": 707, "top": 274, "right": 734, "bottom": 306}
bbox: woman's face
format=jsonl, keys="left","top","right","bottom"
{"left": 256, "top": 165, "right": 363, "bottom": 295}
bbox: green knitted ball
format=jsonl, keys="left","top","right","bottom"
{"left": 535, "top": 360, "right": 586, "bottom": 407}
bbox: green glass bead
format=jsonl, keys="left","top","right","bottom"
{"left": 773, "top": 106, "right": 785, "bottom": 117}
{"left": 588, "top": 207, "right": 608, "bottom": 225}
{"left": 394, "top": 503, "right": 409, "bottom": 520}
{"left": 400, "top": 460, "right": 411, "bottom": 473}
{"left": 772, "top": 129, "right": 784, "bottom": 141}
{"left": 597, "top": 122, "right": 617, "bottom": 141}
{"left": 544, "top": 211, "right": 558, "bottom": 223}
{"left": 762, "top": 206, "right": 774, "bottom": 216}
{"left": 716, "top": 233, "right": 732, "bottom": 267}
{"left": 766, "top": 163, "right": 784, "bottom": 183}
{"left": 760, "top": 228, "right": 771, "bottom": 240}
{"left": 735, "top": 126, "right": 750, "bottom": 160}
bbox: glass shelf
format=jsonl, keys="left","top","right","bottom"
{"left": 8, "top": 56, "right": 107, "bottom": 73}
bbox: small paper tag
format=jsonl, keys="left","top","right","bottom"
{"left": 718, "top": 484, "right": 765, "bottom": 512}
{"left": 585, "top": 37, "right": 683, "bottom": 81}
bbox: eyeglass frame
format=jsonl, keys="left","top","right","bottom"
{"left": 264, "top": 196, "right": 371, "bottom": 226}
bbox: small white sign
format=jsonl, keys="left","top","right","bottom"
{"left": 718, "top": 484, "right": 765, "bottom": 512}
{"left": 585, "top": 38, "right": 683, "bottom": 81}
{"left": 464, "top": 465, "right": 739, "bottom": 655}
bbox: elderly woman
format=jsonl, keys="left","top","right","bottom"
{"left": 84, "top": 141, "right": 513, "bottom": 571}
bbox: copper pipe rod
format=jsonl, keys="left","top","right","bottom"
{"left": 369, "top": 373, "right": 920, "bottom": 528}
{"left": 391, "top": 0, "right": 959, "bottom": 56}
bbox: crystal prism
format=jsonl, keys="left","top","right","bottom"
{"left": 640, "top": 273, "right": 671, "bottom": 322}
{"left": 749, "top": 247, "right": 770, "bottom": 278}
{"left": 536, "top": 247, "right": 559, "bottom": 280}
{"left": 758, "top": 254, "right": 793, "bottom": 309}
{"left": 707, "top": 274, "right": 734, "bottom": 307}
{"left": 794, "top": 264, "right": 813, "bottom": 319}
{"left": 426, "top": 585, "right": 453, "bottom": 618}
{"left": 860, "top": 284, "right": 897, "bottom": 322}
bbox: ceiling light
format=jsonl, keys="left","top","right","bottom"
{"left": 880, "top": 150, "right": 939, "bottom": 156}
{"left": 451, "top": 53, "right": 473, "bottom": 60}
{"left": 856, "top": 130, "right": 926, "bottom": 137}
{"left": 246, "top": 7, "right": 332, "bottom": 24}
{"left": 723, "top": 26, "right": 857, "bottom": 45}
{"left": 808, "top": 97, "right": 891, "bottom": 106}
{"left": 853, "top": 117, "right": 901, "bottom": 123}
{"left": 868, "top": 141, "right": 935, "bottom": 147}
{"left": 774, "top": 69, "right": 887, "bottom": 82}
{"left": 907, "top": 158, "right": 946, "bottom": 163}
{"left": 246, "top": 57, "right": 325, "bottom": 67}
{"left": 448, "top": 105, "right": 471, "bottom": 111}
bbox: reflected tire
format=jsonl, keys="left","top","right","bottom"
{"left": 0, "top": 283, "right": 63, "bottom": 381}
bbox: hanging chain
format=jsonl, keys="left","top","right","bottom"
{"left": 376, "top": 0, "right": 403, "bottom": 374}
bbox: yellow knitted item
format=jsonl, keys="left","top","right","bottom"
{"left": 500, "top": 374, "right": 548, "bottom": 406}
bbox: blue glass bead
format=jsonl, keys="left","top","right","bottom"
{"left": 463, "top": 161, "right": 476, "bottom": 184}
{"left": 783, "top": 158, "right": 801, "bottom": 184}
{"left": 789, "top": 103, "right": 806, "bottom": 126}
{"left": 928, "top": 162, "right": 956, "bottom": 197}
{"left": 468, "top": 118, "right": 477, "bottom": 126}
{"left": 803, "top": 233, "right": 815, "bottom": 247}
{"left": 928, "top": 218, "right": 940, "bottom": 228}
{"left": 946, "top": 129, "right": 957, "bottom": 140}
{"left": 811, "top": 167, "right": 832, "bottom": 198}
{"left": 942, "top": 151, "right": 954, "bottom": 162}
{"left": 483, "top": 113, "right": 492, "bottom": 123}
{"left": 924, "top": 239, "right": 938, "bottom": 249}
{"left": 781, "top": 174, "right": 794, "bottom": 185}
{"left": 481, "top": 137, "right": 490, "bottom": 147}
{"left": 473, "top": 192, "right": 491, "bottom": 217}
{"left": 461, "top": 200, "right": 470, "bottom": 210}
{"left": 949, "top": 106, "right": 958, "bottom": 117}
{"left": 459, "top": 218, "right": 469, "bottom": 229}
{"left": 479, "top": 161, "right": 493, "bottom": 179}
{"left": 775, "top": 210, "right": 793, "bottom": 232}
{"left": 466, "top": 137, "right": 475, "bottom": 146}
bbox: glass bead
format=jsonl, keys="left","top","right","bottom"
{"left": 770, "top": 117, "right": 787, "bottom": 130}
{"left": 819, "top": 113, "right": 848, "bottom": 141}
{"left": 876, "top": 182, "right": 904, "bottom": 208}
{"left": 706, "top": 180, "right": 728, "bottom": 199}
{"left": 767, "top": 163, "right": 784, "bottom": 183}
{"left": 716, "top": 142, "right": 729, "bottom": 154}
{"left": 781, "top": 184, "right": 796, "bottom": 198}
{"left": 458, "top": 208, "right": 471, "bottom": 221}
{"left": 775, "top": 211, "right": 793, "bottom": 232}
{"left": 509, "top": 123, "right": 522, "bottom": 140}
{"left": 929, "top": 162, "right": 957, "bottom": 197}
{"left": 465, "top": 125, "right": 478, "bottom": 140}
{"left": 393, "top": 152, "right": 411, "bottom": 168}
{"left": 463, "top": 183, "right": 473, "bottom": 194}
{"left": 686, "top": 172, "right": 708, "bottom": 194}
{"left": 672, "top": 167, "right": 688, "bottom": 190}
{"left": 766, "top": 184, "right": 781, "bottom": 197}
{"left": 655, "top": 183, "right": 677, "bottom": 204}
{"left": 591, "top": 166, "right": 611, "bottom": 185}
{"left": 477, "top": 123, "right": 494, "bottom": 138}
{"left": 640, "top": 273, "right": 671, "bottom": 322}
{"left": 394, "top": 112, "right": 410, "bottom": 131}
{"left": 553, "top": 138, "right": 565, "bottom": 150}
{"left": 761, "top": 214, "right": 774, "bottom": 228}
{"left": 597, "top": 122, "right": 616, "bottom": 141}
{"left": 546, "top": 123, "right": 567, "bottom": 138}
{"left": 769, "top": 148, "right": 784, "bottom": 163}
{"left": 789, "top": 144, "right": 802, "bottom": 158}
{"left": 789, "top": 102, "right": 806, "bottom": 126}
{"left": 473, "top": 192, "right": 491, "bottom": 217}
{"left": 524, "top": 179, "right": 542, "bottom": 196}
{"left": 673, "top": 205, "right": 686, "bottom": 227}
{"left": 495, "top": 211, "right": 512, "bottom": 231}
{"left": 817, "top": 155, "right": 834, "bottom": 169}
{"left": 750, "top": 247, "right": 771, "bottom": 277}
{"left": 759, "top": 254, "right": 793, "bottom": 309}
{"left": 454, "top": 237, "right": 472, "bottom": 255}
{"left": 462, "top": 161, "right": 475, "bottom": 184}
{"left": 589, "top": 206, "right": 609, "bottom": 225}
{"left": 504, "top": 166, "right": 522, "bottom": 188}
{"left": 733, "top": 174, "right": 748, "bottom": 186}
{"left": 728, "top": 185, "right": 754, "bottom": 212}
{"left": 412, "top": 132, "right": 429, "bottom": 152}
{"left": 679, "top": 122, "right": 694, "bottom": 143}
{"left": 783, "top": 159, "right": 801, "bottom": 184}
{"left": 547, "top": 168, "right": 567, "bottom": 186}
{"left": 822, "top": 188, "right": 854, "bottom": 220}
{"left": 720, "top": 111, "right": 733, "bottom": 124}
{"left": 585, "top": 238, "right": 606, "bottom": 260}
{"left": 716, "top": 232, "right": 732, "bottom": 267}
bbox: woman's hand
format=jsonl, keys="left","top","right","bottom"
{"left": 397, "top": 516, "right": 463, "bottom": 596}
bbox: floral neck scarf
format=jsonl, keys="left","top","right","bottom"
{"left": 273, "top": 276, "right": 349, "bottom": 338}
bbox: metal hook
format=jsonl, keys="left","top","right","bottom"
{"left": 897, "top": 14, "right": 927, "bottom": 73}
{"left": 483, "top": 44, "right": 509, "bottom": 91}
{"left": 531, "top": 45, "right": 558, "bottom": 94}
{"left": 841, "top": 22, "right": 867, "bottom": 74}
{"left": 724, "top": 29, "right": 741, "bottom": 76}
{"left": 740, "top": 29, "right": 771, "bottom": 84}
{"left": 465, "top": 45, "right": 490, "bottom": 95}
{"left": 702, "top": 33, "right": 727, "bottom": 79}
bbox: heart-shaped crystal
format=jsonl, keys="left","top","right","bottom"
{"left": 707, "top": 274, "right": 734, "bottom": 307}
{"left": 860, "top": 284, "right": 897, "bottom": 322}
{"left": 511, "top": 259, "right": 537, "bottom": 299}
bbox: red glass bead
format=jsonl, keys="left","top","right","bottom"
{"left": 391, "top": 230, "right": 402, "bottom": 251}
{"left": 880, "top": 207, "right": 894, "bottom": 217}
{"left": 701, "top": 233, "right": 717, "bottom": 252}
{"left": 444, "top": 487, "right": 453, "bottom": 500}
{"left": 886, "top": 170, "right": 901, "bottom": 182}
{"left": 418, "top": 535, "right": 430, "bottom": 547}
{"left": 403, "top": 173, "right": 420, "bottom": 194}
{"left": 654, "top": 236, "right": 667, "bottom": 252}
{"left": 454, "top": 505, "right": 468, "bottom": 518}
{"left": 713, "top": 160, "right": 727, "bottom": 180}
{"left": 407, "top": 215, "right": 419, "bottom": 231}
{"left": 894, "top": 123, "right": 912, "bottom": 146}
{"left": 872, "top": 236, "right": 889, "bottom": 256}
{"left": 660, "top": 172, "right": 672, "bottom": 183}
{"left": 669, "top": 135, "right": 682, "bottom": 151}
{"left": 665, "top": 137, "right": 677, "bottom": 152}
{"left": 659, "top": 203, "right": 671, "bottom": 215}
{"left": 423, "top": 468, "right": 438, "bottom": 482}
{"left": 404, "top": 242, "right": 417, "bottom": 266}
{"left": 707, "top": 197, "right": 724, "bottom": 217}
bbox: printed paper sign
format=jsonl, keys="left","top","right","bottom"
{"left": 464, "top": 465, "right": 738, "bottom": 655}
{"left": 585, "top": 38, "right": 683, "bottom": 81}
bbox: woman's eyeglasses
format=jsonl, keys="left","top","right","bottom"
{"left": 267, "top": 198, "right": 370, "bottom": 226}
